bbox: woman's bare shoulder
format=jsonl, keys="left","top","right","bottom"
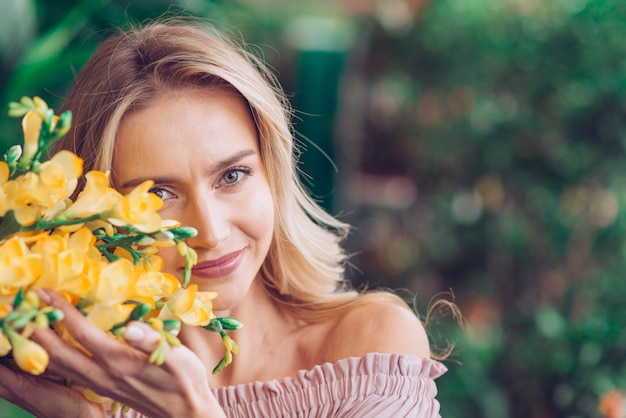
{"left": 321, "top": 299, "right": 431, "bottom": 362}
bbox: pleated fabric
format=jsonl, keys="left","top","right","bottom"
{"left": 112, "top": 353, "right": 447, "bottom": 418}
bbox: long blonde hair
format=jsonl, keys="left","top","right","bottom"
{"left": 54, "top": 18, "right": 410, "bottom": 321}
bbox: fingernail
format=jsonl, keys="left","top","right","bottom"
{"left": 34, "top": 287, "right": 51, "bottom": 304}
{"left": 124, "top": 325, "right": 145, "bottom": 342}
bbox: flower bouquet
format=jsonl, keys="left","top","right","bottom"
{"left": 0, "top": 97, "right": 241, "bottom": 384}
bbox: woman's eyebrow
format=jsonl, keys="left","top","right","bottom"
{"left": 118, "top": 149, "right": 257, "bottom": 190}
{"left": 210, "top": 149, "right": 257, "bottom": 175}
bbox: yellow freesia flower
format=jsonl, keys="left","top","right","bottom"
{"left": 160, "top": 285, "right": 217, "bottom": 327}
{"left": 4, "top": 173, "right": 51, "bottom": 226}
{"left": 108, "top": 180, "right": 163, "bottom": 233}
{"left": 6, "top": 328, "right": 49, "bottom": 375}
{"left": 180, "top": 290, "right": 217, "bottom": 326}
{"left": 21, "top": 110, "right": 42, "bottom": 164}
{"left": 37, "top": 150, "right": 82, "bottom": 204}
{"left": 31, "top": 229, "right": 92, "bottom": 299}
{"left": 136, "top": 271, "right": 180, "bottom": 302}
{"left": 0, "top": 236, "right": 42, "bottom": 289}
{"left": 85, "top": 303, "right": 136, "bottom": 331}
{"left": 62, "top": 171, "right": 121, "bottom": 219}
{"left": 144, "top": 254, "right": 165, "bottom": 271}
{"left": 82, "top": 258, "right": 141, "bottom": 330}
{"left": 90, "top": 258, "right": 138, "bottom": 305}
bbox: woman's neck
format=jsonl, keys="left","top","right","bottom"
{"left": 179, "top": 278, "right": 318, "bottom": 387}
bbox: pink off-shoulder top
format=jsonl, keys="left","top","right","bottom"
{"left": 113, "top": 352, "right": 447, "bottom": 417}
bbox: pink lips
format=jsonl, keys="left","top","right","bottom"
{"left": 191, "top": 249, "right": 246, "bottom": 279}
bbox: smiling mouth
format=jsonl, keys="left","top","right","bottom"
{"left": 190, "top": 249, "right": 246, "bottom": 279}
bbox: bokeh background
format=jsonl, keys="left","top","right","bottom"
{"left": 1, "top": 0, "right": 625, "bottom": 417}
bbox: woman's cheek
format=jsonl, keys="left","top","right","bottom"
{"left": 157, "top": 246, "right": 181, "bottom": 277}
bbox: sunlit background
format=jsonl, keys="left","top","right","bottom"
{"left": 1, "top": 0, "right": 625, "bottom": 417}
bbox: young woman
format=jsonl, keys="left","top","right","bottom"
{"left": 0, "top": 19, "right": 447, "bottom": 417}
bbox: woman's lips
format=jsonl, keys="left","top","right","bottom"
{"left": 190, "top": 249, "right": 246, "bottom": 279}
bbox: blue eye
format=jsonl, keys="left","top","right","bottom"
{"left": 149, "top": 187, "right": 175, "bottom": 200}
{"left": 223, "top": 170, "right": 240, "bottom": 184}
{"left": 221, "top": 167, "right": 251, "bottom": 186}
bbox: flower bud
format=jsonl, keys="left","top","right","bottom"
{"left": 20, "top": 110, "right": 42, "bottom": 166}
{"left": 162, "top": 319, "right": 181, "bottom": 335}
{"left": 218, "top": 317, "right": 244, "bottom": 330}
{"left": 154, "top": 230, "right": 174, "bottom": 242}
{"left": 45, "top": 308, "right": 64, "bottom": 323}
{"left": 7, "top": 102, "right": 29, "bottom": 118}
{"left": 4, "top": 145, "right": 22, "bottom": 163}
{"left": 35, "top": 312, "right": 49, "bottom": 329}
{"left": 150, "top": 318, "right": 164, "bottom": 332}
{"left": 137, "top": 236, "right": 156, "bottom": 246}
{"left": 129, "top": 303, "right": 152, "bottom": 322}
{"left": 52, "top": 111, "right": 72, "bottom": 138}
{"left": 222, "top": 334, "right": 234, "bottom": 352}
{"left": 25, "top": 290, "right": 40, "bottom": 309}
{"left": 170, "top": 226, "right": 198, "bottom": 239}
{"left": 6, "top": 327, "right": 49, "bottom": 375}
{"left": 205, "top": 318, "right": 223, "bottom": 333}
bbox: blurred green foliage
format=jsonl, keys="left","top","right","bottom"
{"left": 344, "top": 1, "right": 626, "bottom": 417}
{"left": 0, "top": 0, "right": 625, "bottom": 417}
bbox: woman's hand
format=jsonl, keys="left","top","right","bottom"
{"left": 28, "top": 289, "right": 224, "bottom": 418}
{"left": 0, "top": 361, "right": 106, "bottom": 418}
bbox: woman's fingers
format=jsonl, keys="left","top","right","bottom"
{"left": 123, "top": 322, "right": 162, "bottom": 353}
{"left": 0, "top": 363, "right": 106, "bottom": 418}
{"left": 28, "top": 289, "right": 219, "bottom": 416}
{"left": 35, "top": 289, "right": 123, "bottom": 354}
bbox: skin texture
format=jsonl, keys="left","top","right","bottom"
{"left": 0, "top": 91, "right": 431, "bottom": 416}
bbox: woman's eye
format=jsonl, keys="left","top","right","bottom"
{"left": 221, "top": 167, "right": 251, "bottom": 186}
{"left": 149, "top": 187, "right": 175, "bottom": 200}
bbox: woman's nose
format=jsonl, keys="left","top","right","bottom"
{"left": 184, "top": 196, "right": 230, "bottom": 250}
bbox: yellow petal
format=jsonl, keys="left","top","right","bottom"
{"left": 108, "top": 180, "right": 164, "bottom": 233}
{"left": 48, "top": 150, "right": 83, "bottom": 180}
{"left": 85, "top": 303, "right": 134, "bottom": 331}
{"left": 0, "top": 237, "right": 42, "bottom": 288}
{"left": 82, "top": 388, "right": 111, "bottom": 404}
{"left": 0, "top": 304, "right": 12, "bottom": 320}
{"left": 0, "top": 162, "right": 9, "bottom": 185}
{"left": 21, "top": 111, "right": 42, "bottom": 161}
{"left": 32, "top": 96, "right": 49, "bottom": 117}
{"left": 136, "top": 271, "right": 180, "bottom": 299}
{"left": 92, "top": 259, "right": 137, "bottom": 304}
{"left": 9, "top": 331, "right": 49, "bottom": 375}
{"left": 64, "top": 171, "right": 121, "bottom": 219}
{"left": 167, "top": 285, "right": 197, "bottom": 316}
{"left": 37, "top": 151, "right": 83, "bottom": 204}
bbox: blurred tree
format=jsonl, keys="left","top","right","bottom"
{"left": 335, "top": 0, "right": 626, "bottom": 417}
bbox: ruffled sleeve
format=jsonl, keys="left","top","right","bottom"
{"left": 213, "top": 353, "right": 446, "bottom": 418}
{"left": 110, "top": 352, "right": 446, "bottom": 418}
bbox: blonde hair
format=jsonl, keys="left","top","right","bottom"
{"left": 54, "top": 19, "right": 410, "bottom": 321}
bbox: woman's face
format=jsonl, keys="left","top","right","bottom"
{"left": 112, "top": 90, "right": 274, "bottom": 312}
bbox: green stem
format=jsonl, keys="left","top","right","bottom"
{"left": 21, "top": 214, "right": 101, "bottom": 232}
{"left": 96, "top": 234, "right": 144, "bottom": 250}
